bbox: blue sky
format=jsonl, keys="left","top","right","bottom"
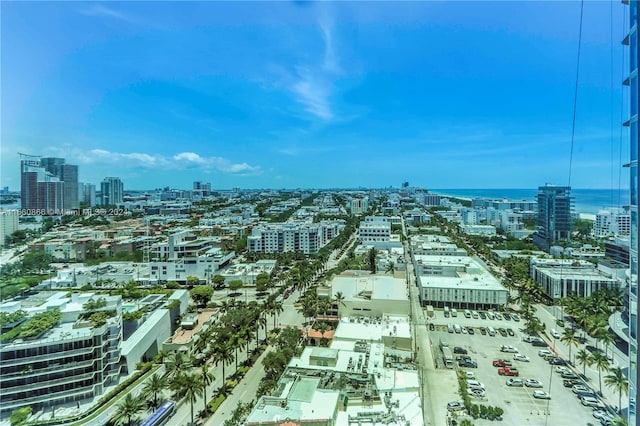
{"left": 1, "top": 1, "right": 630, "bottom": 190}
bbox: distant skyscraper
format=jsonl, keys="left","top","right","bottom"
{"left": 0, "top": 211, "right": 19, "bottom": 246}
{"left": 20, "top": 155, "right": 79, "bottom": 212}
{"left": 624, "top": 0, "right": 638, "bottom": 423}
{"left": 100, "top": 177, "right": 124, "bottom": 206}
{"left": 193, "top": 181, "right": 211, "bottom": 196}
{"left": 79, "top": 182, "right": 96, "bottom": 207}
{"left": 20, "top": 155, "right": 64, "bottom": 213}
{"left": 533, "top": 184, "right": 573, "bottom": 250}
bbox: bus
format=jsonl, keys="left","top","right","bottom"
{"left": 140, "top": 400, "right": 176, "bottom": 426}
{"left": 442, "top": 346, "right": 454, "bottom": 368}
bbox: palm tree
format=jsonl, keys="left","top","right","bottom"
{"left": 212, "top": 341, "right": 234, "bottom": 384}
{"left": 113, "top": 392, "right": 145, "bottom": 426}
{"left": 173, "top": 373, "right": 204, "bottom": 426}
{"left": 164, "top": 351, "right": 191, "bottom": 380}
{"left": 604, "top": 367, "right": 629, "bottom": 413}
{"left": 590, "top": 351, "right": 611, "bottom": 395}
{"left": 200, "top": 363, "right": 215, "bottom": 415}
{"left": 576, "top": 349, "right": 592, "bottom": 377}
{"left": 271, "top": 298, "right": 284, "bottom": 329}
{"left": 142, "top": 373, "right": 168, "bottom": 409}
{"left": 386, "top": 261, "right": 395, "bottom": 275}
{"left": 230, "top": 332, "right": 247, "bottom": 372}
{"left": 597, "top": 330, "right": 616, "bottom": 361}
{"left": 560, "top": 328, "right": 580, "bottom": 365}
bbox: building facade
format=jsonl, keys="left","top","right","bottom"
{"left": 624, "top": 0, "right": 639, "bottom": 423}
{"left": 0, "top": 293, "right": 122, "bottom": 418}
{"left": 247, "top": 221, "right": 344, "bottom": 254}
{"left": 533, "top": 184, "right": 573, "bottom": 249}
{"left": 0, "top": 211, "right": 19, "bottom": 246}
{"left": 594, "top": 208, "right": 631, "bottom": 237}
{"left": 100, "top": 177, "right": 124, "bottom": 206}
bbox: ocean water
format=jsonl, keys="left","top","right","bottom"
{"left": 432, "top": 188, "right": 631, "bottom": 215}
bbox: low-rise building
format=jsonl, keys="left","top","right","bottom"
{"left": 529, "top": 257, "right": 622, "bottom": 299}
{"left": 414, "top": 254, "right": 508, "bottom": 309}
{"left": 458, "top": 224, "right": 497, "bottom": 236}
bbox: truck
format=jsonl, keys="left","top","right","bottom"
{"left": 442, "top": 346, "right": 454, "bottom": 369}
{"left": 426, "top": 305, "right": 435, "bottom": 319}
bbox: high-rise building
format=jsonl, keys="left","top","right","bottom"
{"left": 20, "top": 157, "right": 64, "bottom": 213}
{"left": 594, "top": 208, "right": 631, "bottom": 237}
{"left": 0, "top": 211, "right": 19, "bottom": 246}
{"left": 624, "top": 0, "right": 638, "bottom": 423}
{"left": 100, "top": 177, "right": 124, "bottom": 206}
{"left": 20, "top": 155, "right": 79, "bottom": 212}
{"left": 79, "top": 182, "right": 96, "bottom": 207}
{"left": 533, "top": 184, "right": 573, "bottom": 250}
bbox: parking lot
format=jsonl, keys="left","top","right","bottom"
{"left": 427, "top": 309, "right": 602, "bottom": 426}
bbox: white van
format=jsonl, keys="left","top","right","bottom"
{"left": 444, "top": 306, "right": 450, "bottom": 318}
{"left": 472, "top": 310, "right": 479, "bottom": 319}
{"left": 487, "top": 312, "right": 495, "bottom": 320}
{"left": 487, "top": 326, "right": 496, "bottom": 336}
{"left": 451, "top": 308, "right": 458, "bottom": 317}
{"left": 448, "top": 324, "right": 454, "bottom": 333}
{"left": 454, "top": 324, "right": 462, "bottom": 334}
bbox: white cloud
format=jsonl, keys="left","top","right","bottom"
{"left": 68, "top": 148, "right": 261, "bottom": 175}
{"left": 81, "top": 5, "right": 136, "bottom": 23}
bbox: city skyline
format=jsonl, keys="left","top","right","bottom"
{"left": 1, "top": 1, "right": 630, "bottom": 190}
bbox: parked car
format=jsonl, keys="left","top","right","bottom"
{"left": 498, "top": 328, "right": 508, "bottom": 337}
{"left": 581, "top": 396, "right": 603, "bottom": 407}
{"left": 551, "top": 329, "right": 561, "bottom": 339}
{"left": 494, "top": 312, "right": 503, "bottom": 320}
{"left": 498, "top": 367, "right": 519, "bottom": 376}
{"left": 513, "top": 354, "right": 530, "bottom": 362}
{"left": 479, "top": 311, "right": 487, "bottom": 319}
{"left": 454, "top": 346, "right": 468, "bottom": 354}
{"left": 479, "top": 327, "right": 487, "bottom": 335}
{"left": 465, "top": 371, "right": 476, "bottom": 380}
{"left": 429, "top": 323, "right": 435, "bottom": 331}
{"left": 502, "top": 313, "right": 512, "bottom": 320}
{"left": 563, "top": 379, "right": 584, "bottom": 388}
{"left": 572, "top": 385, "right": 593, "bottom": 394}
{"left": 533, "top": 390, "right": 551, "bottom": 399}
{"left": 459, "top": 360, "right": 478, "bottom": 368}
{"left": 506, "top": 328, "right": 515, "bottom": 336}
{"left": 500, "top": 345, "right": 518, "bottom": 353}
{"left": 561, "top": 371, "right": 579, "bottom": 379}
{"left": 447, "top": 401, "right": 465, "bottom": 412}
{"left": 525, "top": 379, "right": 544, "bottom": 388}
{"left": 511, "top": 313, "right": 520, "bottom": 321}
{"left": 506, "top": 378, "right": 524, "bottom": 387}
{"left": 468, "top": 388, "right": 486, "bottom": 397}
{"left": 467, "top": 327, "right": 475, "bottom": 335}
{"left": 467, "top": 380, "right": 485, "bottom": 389}
{"left": 548, "top": 357, "right": 567, "bottom": 365}
{"left": 556, "top": 366, "right": 571, "bottom": 374}
{"left": 493, "top": 359, "right": 513, "bottom": 367}
{"left": 532, "top": 339, "right": 548, "bottom": 347}
{"left": 538, "top": 349, "right": 554, "bottom": 357}
{"left": 523, "top": 335, "right": 536, "bottom": 343}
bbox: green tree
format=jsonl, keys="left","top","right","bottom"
{"left": 142, "top": 373, "right": 167, "bottom": 409}
{"left": 186, "top": 275, "right": 200, "bottom": 287}
{"left": 576, "top": 349, "right": 592, "bottom": 376}
{"left": 560, "top": 328, "right": 580, "bottom": 365}
{"left": 172, "top": 373, "right": 204, "bottom": 426}
{"left": 604, "top": 367, "right": 629, "bottom": 413}
{"left": 368, "top": 247, "right": 378, "bottom": 274}
{"left": 200, "top": 363, "right": 215, "bottom": 415}
{"left": 164, "top": 351, "right": 191, "bottom": 380}
{"left": 590, "top": 351, "right": 611, "bottom": 395}
{"left": 10, "top": 407, "right": 32, "bottom": 426}
{"left": 212, "top": 274, "right": 225, "bottom": 288}
{"left": 113, "top": 392, "right": 145, "bottom": 426}
{"left": 190, "top": 285, "right": 214, "bottom": 308}
{"left": 228, "top": 280, "right": 243, "bottom": 294}
{"left": 255, "top": 272, "right": 270, "bottom": 293}
{"left": 573, "top": 218, "right": 593, "bottom": 238}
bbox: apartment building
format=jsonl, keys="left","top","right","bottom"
{"left": 247, "top": 220, "right": 344, "bottom": 254}
{"left": 594, "top": 208, "right": 631, "bottom": 237}
{"left": 0, "top": 293, "right": 122, "bottom": 418}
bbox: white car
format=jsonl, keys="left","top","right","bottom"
{"left": 581, "top": 396, "right": 603, "bottom": 407}
{"left": 494, "top": 312, "right": 503, "bottom": 320}
{"left": 533, "top": 390, "right": 551, "bottom": 399}
{"left": 506, "top": 378, "right": 524, "bottom": 387}
{"left": 467, "top": 380, "right": 485, "bottom": 389}
{"left": 538, "top": 349, "right": 554, "bottom": 357}
{"left": 500, "top": 345, "right": 518, "bottom": 353}
{"left": 525, "top": 379, "right": 544, "bottom": 388}
{"left": 465, "top": 371, "right": 476, "bottom": 380}
{"left": 550, "top": 329, "right": 561, "bottom": 339}
{"left": 555, "top": 366, "right": 571, "bottom": 374}
{"left": 513, "top": 354, "right": 530, "bottom": 362}
{"left": 447, "top": 401, "right": 465, "bottom": 412}
{"left": 468, "top": 388, "right": 486, "bottom": 397}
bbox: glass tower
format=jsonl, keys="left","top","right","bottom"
{"left": 625, "top": 0, "right": 639, "bottom": 424}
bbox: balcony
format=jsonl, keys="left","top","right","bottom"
{"left": 1, "top": 358, "right": 95, "bottom": 379}
{"left": 1, "top": 346, "right": 98, "bottom": 366}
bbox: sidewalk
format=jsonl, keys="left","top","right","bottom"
{"left": 534, "top": 305, "right": 626, "bottom": 411}
{"left": 205, "top": 346, "right": 273, "bottom": 425}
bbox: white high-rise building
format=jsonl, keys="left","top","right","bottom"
{"left": 100, "top": 177, "right": 124, "bottom": 206}
{"left": 594, "top": 208, "right": 631, "bottom": 237}
{"left": 0, "top": 210, "right": 19, "bottom": 246}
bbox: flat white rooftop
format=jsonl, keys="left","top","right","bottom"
{"left": 330, "top": 275, "right": 408, "bottom": 302}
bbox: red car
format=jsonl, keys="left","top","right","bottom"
{"left": 498, "top": 367, "right": 519, "bottom": 376}
{"left": 493, "top": 359, "right": 513, "bottom": 368}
